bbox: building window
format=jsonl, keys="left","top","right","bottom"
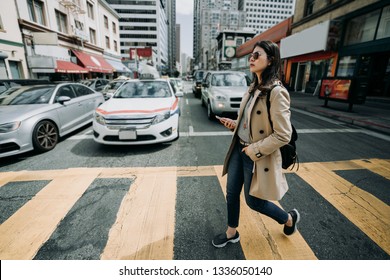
{"left": 87, "top": 1, "right": 94, "bottom": 20}
{"left": 0, "top": 15, "right": 4, "bottom": 31}
{"left": 114, "top": 40, "right": 118, "bottom": 52}
{"left": 344, "top": 10, "right": 380, "bottom": 46}
{"left": 89, "top": 28, "right": 96, "bottom": 45}
{"left": 27, "top": 0, "right": 45, "bottom": 25}
{"left": 55, "top": 10, "right": 68, "bottom": 33}
{"left": 377, "top": 5, "right": 390, "bottom": 40}
{"left": 104, "top": 15, "right": 108, "bottom": 29}
{"left": 105, "top": 36, "right": 110, "bottom": 49}
{"left": 112, "top": 22, "right": 116, "bottom": 33}
{"left": 304, "top": 0, "right": 314, "bottom": 17}
{"left": 337, "top": 56, "right": 358, "bottom": 77}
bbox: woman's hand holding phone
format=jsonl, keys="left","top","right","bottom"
{"left": 216, "top": 116, "right": 236, "bottom": 130}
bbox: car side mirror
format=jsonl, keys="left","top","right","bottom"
{"left": 57, "top": 96, "right": 71, "bottom": 104}
{"left": 175, "top": 91, "right": 184, "bottom": 97}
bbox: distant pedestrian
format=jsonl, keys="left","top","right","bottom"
{"left": 212, "top": 40, "right": 300, "bottom": 248}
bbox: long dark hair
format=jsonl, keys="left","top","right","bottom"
{"left": 249, "top": 40, "right": 281, "bottom": 94}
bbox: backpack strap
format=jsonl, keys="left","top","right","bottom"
{"left": 265, "top": 84, "right": 281, "bottom": 129}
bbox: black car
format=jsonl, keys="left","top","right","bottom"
{"left": 192, "top": 70, "right": 206, "bottom": 98}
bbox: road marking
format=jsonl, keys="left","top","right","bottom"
{"left": 291, "top": 108, "right": 343, "bottom": 124}
{"left": 296, "top": 162, "right": 390, "bottom": 255}
{"left": 101, "top": 167, "right": 177, "bottom": 260}
{"left": 1, "top": 160, "right": 388, "bottom": 259}
{"left": 0, "top": 168, "right": 102, "bottom": 259}
{"left": 69, "top": 127, "right": 372, "bottom": 140}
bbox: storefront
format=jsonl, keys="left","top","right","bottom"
{"left": 71, "top": 50, "right": 114, "bottom": 78}
{"left": 281, "top": 2, "right": 390, "bottom": 97}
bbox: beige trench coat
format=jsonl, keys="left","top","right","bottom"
{"left": 222, "top": 83, "right": 292, "bottom": 201}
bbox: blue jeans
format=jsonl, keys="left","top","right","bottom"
{"left": 226, "top": 140, "right": 289, "bottom": 228}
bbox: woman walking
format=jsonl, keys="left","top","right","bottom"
{"left": 212, "top": 40, "right": 300, "bottom": 248}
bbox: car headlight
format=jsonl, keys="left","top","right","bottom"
{"left": 0, "top": 121, "right": 21, "bottom": 133}
{"left": 94, "top": 112, "right": 106, "bottom": 125}
{"left": 152, "top": 111, "right": 170, "bottom": 124}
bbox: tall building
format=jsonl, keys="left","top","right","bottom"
{"left": 106, "top": 0, "right": 169, "bottom": 74}
{"left": 240, "top": 0, "right": 295, "bottom": 34}
{"left": 165, "top": 0, "right": 177, "bottom": 75}
{"left": 193, "top": 0, "right": 246, "bottom": 69}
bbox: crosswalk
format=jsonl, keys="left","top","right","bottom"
{"left": 0, "top": 159, "right": 389, "bottom": 260}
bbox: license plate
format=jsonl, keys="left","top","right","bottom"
{"left": 119, "top": 129, "right": 136, "bottom": 140}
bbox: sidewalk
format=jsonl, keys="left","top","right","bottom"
{"left": 290, "top": 92, "right": 390, "bottom": 135}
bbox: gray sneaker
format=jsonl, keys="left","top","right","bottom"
{"left": 212, "top": 231, "right": 240, "bottom": 248}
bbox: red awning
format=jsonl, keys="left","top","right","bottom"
{"left": 72, "top": 50, "right": 114, "bottom": 73}
{"left": 55, "top": 60, "right": 89, "bottom": 74}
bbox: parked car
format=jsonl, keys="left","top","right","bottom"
{"left": 0, "top": 79, "right": 52, "bottom": 95}
{"left": 0, "top": 83, "right": 105, "bottom": 158}
{"left": 200, "top": 71, "right": 250, "bottom": 120}
{"left": 192, "top": 70, "right": 206, "bottom": 98}
{"left": 169, "top": 78, "right": 184, "bottom": 97}
{"left": 80, "top": 78, "right": 110, "bottom": 91}
{"left": 100, "top": 79, "right": 128, "bottom": 100}
{"left": 93, "top": 76, "right": 183, "bottom": 145}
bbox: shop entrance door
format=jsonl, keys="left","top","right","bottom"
{"left": 295, "top": 63, "right": 306, "bottom": 92}
{"left": 369, "top": 53, "right": 390, "bottom": 97}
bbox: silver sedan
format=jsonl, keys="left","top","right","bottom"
{"left": 0, "top": 83, "right": 104, "bottom": 158}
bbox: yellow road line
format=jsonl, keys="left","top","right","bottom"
{"left": 0, "top": 168, "right": 101, "bottom": 259}
{"left": 101, "top": 168, "right": 177, "bottom": 260}
{"left": 296, "top": 162, "right": 390, "bottom": 255}
{"left": 351, "top": 159, "right": 390, "bottom": 180}
{"left": 214, "top": 165, "right": 317, "bottom": 260}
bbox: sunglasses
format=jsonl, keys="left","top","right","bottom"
{"left": 248, "top": 51, "right": 265, "bottom": 61}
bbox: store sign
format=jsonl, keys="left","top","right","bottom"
{"left": 129, "top": 48, "right": 152, "bottom": 60}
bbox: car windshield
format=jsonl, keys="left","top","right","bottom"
{"left": 114, "top": 81, "right": 172, "bottom": 98}
{"left": 0, "top": 86, "right": 55, "bottom": 105}
{"left": 103, "top": 81, "right": 124, "bottom": 92}
{"left": 194, "top": 71, "right": 204, "bottom": 80}
{"left": 211, "top": 73, "right": 247, "bottom": 87}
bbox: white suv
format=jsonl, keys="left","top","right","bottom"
{"left": 201, "top": 71, "right": 250, "bottom": 120}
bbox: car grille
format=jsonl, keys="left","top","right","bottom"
{"left": 230, "top": 97, "right": 242, "bottom": 108}
{"left": 104, "top": 115, "right": 155, "bottom": 129}
{"left": 103, "top": 135, "right": 156, "bottom": 142}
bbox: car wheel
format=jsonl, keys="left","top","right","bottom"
{"left": 207, "top": 101, "right": 215, "bottom": 120}
{"left": 32, "top": 120, "right": 59, "bottom": 152}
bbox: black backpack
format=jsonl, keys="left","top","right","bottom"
{"left": 266, "top": 85, "right": 299, "bottom": 170}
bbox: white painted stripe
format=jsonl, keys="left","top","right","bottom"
{"left": 291, "top": 108, "right": 343, "bottom": 125}
{"left": 69, "top": 128, "right": 374, "bottom": 140}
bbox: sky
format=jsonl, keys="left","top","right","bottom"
{"left": 176, "top": 0, "right": 194, "bottom": 57}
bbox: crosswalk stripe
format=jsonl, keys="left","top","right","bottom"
{"left": 0, "top": 168, "right": 101, "bottom": 259}
{"left": 214, "top": 165, "right": 317, "bottom": 260}
{"left": 0, "top": 160, "right": 388, "bottom": 259}
{"left": 101, "top": 167, "right": 177, "bottom": 260}
{"left": 296, "top": 162, "right": 390, "bottom": 255}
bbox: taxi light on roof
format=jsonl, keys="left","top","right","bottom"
{"left": 139, "top": 73, "right": 155, "bottom": 79}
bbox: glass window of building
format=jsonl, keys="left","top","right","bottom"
{"left": 55, "top": 10, "right": 67, "bottom": 33}
{"left": 377, "top": 5, "right": 390, "bottom": 40}
{"left": 337, "top": 56, "right": 358, "bottom": 77}
{"left": 87, "top": 1, "right": 94, "bottom": 20}
{"left": 104, "top": 15, "right": 108, "bottom": 29}
{"left": 89, "top": 28, "right": 96, "bottom": 45}
{"left": 344, "top": 10, "right": 380, "bottom": 45}
{"left": 27, "top": 0, "right": 45, "bottom": 25}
